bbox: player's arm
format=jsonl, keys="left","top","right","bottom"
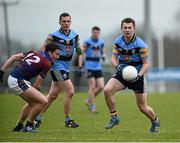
{"left": 33, "top": 75, "right": 43, "bottom": 90}
{"left": 101, "top": 44, "right": 106, "bottom": 61}
{"left": 40, "top": 43, "right": 47, "bottom": 52}
{"left": 40, "top": 35, "right": 54, "bottom": 51}
{"left": 33, "top": 63, "right": 50, "bottom": 90}
{"left": 111, "top": 44, "right": 124, "bottom": 73}
{"left": 138, "top": 47, "right": 149, "bottom": 76}
{"left": 0, "top": 53, "right": 24, "bottom": 82}
{"left": 78, "top": 43, "right": 87, "bottom": 68}
{"left": 78, "top": 53, "right": 83, "bottom": 69}
{"left": 0, "top": 53, "right": 24, "bottom": 72}
{"left": 75, "top": 35, "right": 83, "bottom": 55}
{"left": 111, "top": 44, "right": 119, "bottom": 68}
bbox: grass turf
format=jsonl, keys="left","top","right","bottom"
{"left": 0, "top": 92, "right": 180, "bottom": 142}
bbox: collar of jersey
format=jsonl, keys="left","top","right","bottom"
{"left": 59, "top": 28, "right": 71, "bottom": 36}
{"left": 91, "top": 37, "right": 99, "bottom": 43}
{"left": 123, "top": 34, "right": 136, "bottom": 45}
{"left": 39, "top": 51, "right": 51, "bottom": 62}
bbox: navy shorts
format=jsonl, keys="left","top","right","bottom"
{"left": 50, "top": 70, "right": 70, "bottom": 81}
{"left": 113, "top": 72, "right": 146, "bottom": 93}
{"left": 86, "top": 70, "right": 103, "bottom": 79}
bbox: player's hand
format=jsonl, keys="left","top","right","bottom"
{"left": 76, "top": 47, "right": 82, "bottom": 55}
{"left": 131, "top": 75, "right": 142, "bottom": 82}
{"left": 0, "top": 70, "right": 4, "bottom": 83}
{"left": 101, "top": 56, "right": 106, "bottom": 62}
{"left": 77, "top": 67, "right": 83, "bottom": 77}
{"left": 33, "top": 84, "right": 41, "bottom": 91}
{"left": 115, "top": 64, "right": 124, "bottom": 73}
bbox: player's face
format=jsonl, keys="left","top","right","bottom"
{"left": 49, "top": 49, "right": 60, "bottom": 62}
{"left": 92, "top": 30, "right": 100, "bottom": 40}
{"left": 59, "top": 16, "right": 71, "bottom": 32}
{"left": 121, "top": 22, "right": 135, "bottom": 39}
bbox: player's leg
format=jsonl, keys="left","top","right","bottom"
{"left": 8, "top": 76, "right": 47, "bottom": 132}
{"left": 13, "top": 103, "right": 32, "bottom": 131}
{"left": 85, "top": 70, "right": 94, "bottom": 106}
{"left": 104, "top": 78, "right": 125, "bottom": 113}
{"left": 34, "top": 70, "right": 70, "bottom": 128}
{"left": 62, "top": 79, "right": 79, "bottom": 128}
{"left": 22, "top": 87, "right": 48, "bottom": 121}
{"left": 94, "top": 77, "right": 104, "bottom": 97}
{"left": 86, "top": 77, "right": 104, "bottom": 113}
{"left": 94, "top": 70, "right": 104, "bottom": 97}
{"left": 62, "top": 80, "right": 74, "bottom": 117}
{"left": 134, "top": 77, "right": 160, "bottom": 133}
{"left": 135, "top": 92, "right": 156, "bottom": 120}
{"left": 20, "top": 87, "right": 48, "bottom": 132}
{"left": 135, "top": 92, "right": 160, "bottom": 133}
{"left": 85, "top": 77, "right": 97, "bottom": 112}
{"left": 88, "top": 77, "right": 96, "bottom": 103}
{"left": 41, "top": 81, "right": 63, "bottom": 113}
{"left": 104, "top": 78, "right": 125, "bottom": 129}
{"left": 17, "top": 103, "right": 32, "bottom": 124}
{"left": 13, "top": 86, "right": 48, "bottom": 132}
{"left": 34, "top": 81, "right": 63, "bottom": 128}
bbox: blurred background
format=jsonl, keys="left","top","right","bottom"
{"left": 0, "top": 0, "right": 180, "bottom": 92}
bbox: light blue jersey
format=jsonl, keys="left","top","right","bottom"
{"left": 112, "top": 35, "right": 148, "bottom": 72}
{"left": 46, "top": 29, "right": 79, "bottom": 72}
{"left": 84, "top": 38, "right": 104, "bottom": 70}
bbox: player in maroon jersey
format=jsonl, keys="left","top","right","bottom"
{"left": 0, "top": 43, "right": 59, "bottom": 132}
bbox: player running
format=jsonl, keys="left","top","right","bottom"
{"left": 34, "top": 12, "right": 82, "bottom": 128}
{"left": 103, "top": 17, "right": 160, "bottom": 133}
{"left": 79, "top": 26, "right": 105, "bottom": 113}
{"left": 0, "top": 43, "right": 59, "bottom": 132}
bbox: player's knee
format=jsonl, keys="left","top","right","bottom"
{"left": 41, "top": 98, "right": 48, "bottom": 105}
{"left": 89, "top": 85, "right": 95, "bottom": 91}
{"left": 48, "top": 94, "right": 58, "bottom": 101}
{"left": 66, "top": 90, "right": 74, "bottom": 98}
{"left": 103, "top": 87, "right": 111, "bottom": 96}
{"left": 98, "top": 85, "right": 104, "bottom": 92}
{"left": 35, "top": 98, "right": 48, "bottom": 108}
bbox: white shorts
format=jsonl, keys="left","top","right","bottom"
{"left": 8, "top": 75, "right": 31, "bottom": 95}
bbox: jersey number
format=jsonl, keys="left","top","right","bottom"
{"left": 22, "top": 53, "right": 40, "bottom": 65}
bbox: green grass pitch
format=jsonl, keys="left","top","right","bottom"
{"left": 0, "top": 92, "right": 180, "bottom": 142}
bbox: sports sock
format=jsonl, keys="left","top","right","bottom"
{"left": 17, "top": 122, "right": 23, "bottom": 126}
{"left": 87, "top": 97, "right": 91, "bottom": 103}
{"left": 152, "top": 116, "right": 158, "bottom": 122}
{"left": 65, "top": 115, "right": 72, "bottom": 122}
{"left": 36, "top": 114, "right": 42, "bottom": 121}
{"left": 110, "top": 111, "right": 118, "bottom": 117}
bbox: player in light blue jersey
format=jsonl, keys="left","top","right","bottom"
{"left": 104, "top": 18, "right": 160, "bottom": 133}
{"left": 79, "top": 26, "right": 106, "bottom": 113}
{"left": 35, "top": 13, "right": 82, "bottom": 128}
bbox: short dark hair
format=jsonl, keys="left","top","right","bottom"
{"left": 92, "top": 26, "right": 101, "bottom": 31}
{"left": 121, "top": 17, "right": 136, "bottom": 28}
{"left": 45, "top": 43, "right": 59, "bottom": 53}
{"left": 59, "top": 12, "right": 71, "bottom": 21}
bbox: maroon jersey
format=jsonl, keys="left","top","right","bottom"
{"left": 10, "top": 50, "right": 51, "bottom": 81}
